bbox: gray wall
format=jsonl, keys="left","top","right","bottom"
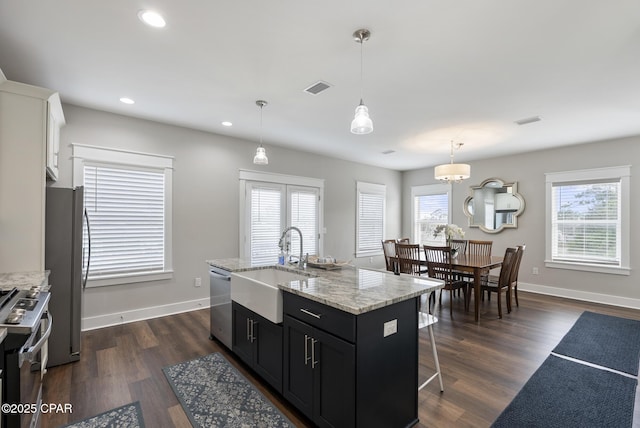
{"left": 402, "top": 136, "right": 639, "bottom": 306}
{"left": 53, "top": 105, "right": 401, "bottom": 328}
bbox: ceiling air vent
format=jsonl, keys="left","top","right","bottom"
{"left": 515, "top": 115, "right": 542, "bottom": 126}
{"left": 304, "top": 81, "right": 332, "bottom": 95}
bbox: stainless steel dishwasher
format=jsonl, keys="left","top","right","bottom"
{"left": 209, "top": 266, "right": 232, "bottom": 349}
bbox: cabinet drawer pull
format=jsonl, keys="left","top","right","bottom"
{"left": 300, "top": 308, "right": 322, "bottom": 319}
{"left": 250, "top": 319, "right": 257, "bottom": 343}
{"left": 247, "top": 318, "right": 251, "bottom": 341}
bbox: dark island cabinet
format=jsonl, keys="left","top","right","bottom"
{"left": 283, "top": 292, "right": 419, "bottom": 428}
{"left": 232, "top": 302, "right": 283, "bottom": 393}
{"left": 283, "top": 314, "right": 356, "bottom": 427}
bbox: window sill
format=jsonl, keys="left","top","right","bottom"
{"left": 356, "top": 250, "right": 384, "bottom": 258}
{"left": 86, "top": 270, "right": 174, "bottom": 288}
{"left": 544, "top": 260, "right": 630, "bottom": 276}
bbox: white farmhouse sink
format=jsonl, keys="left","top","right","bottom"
{"left": 231, "top": 267, "right": 309, "bottom": 323}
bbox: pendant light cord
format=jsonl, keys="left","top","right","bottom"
{"left": 359, "top": 34, "right": 364, "bottom": 102}
{"left": 259, "top": 104, "right": 263, "bottom": 147}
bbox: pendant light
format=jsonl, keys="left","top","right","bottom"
{"left": 434, "top": 140, "right": 471, "bottom": 183}
{"left": 350, "top": 29, "right": 373, "bottom": 134}
{"left": 253, "top": 100, "right": 269, "bottom": 165}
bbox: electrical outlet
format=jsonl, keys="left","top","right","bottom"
{"left": 369, "top": 257, "right": 374, "bottom": 264}
{"left": 194, "top": 277, "right": 202, "bottom": 287}
{"left": 383, "top": 319, "right": 398, "bottom": 337}
{"left": 532, "top": 267, "right": 539, "bottom": 275}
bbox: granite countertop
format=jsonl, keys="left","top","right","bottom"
{"left": 0, "top": 271, "right": 50, "bottom": 291}
{"left": 207, "top": 258, "right": 443, "bottom": 315}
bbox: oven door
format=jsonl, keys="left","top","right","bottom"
{"left": 17, "top": 312, "right": 52, "bottom": 428}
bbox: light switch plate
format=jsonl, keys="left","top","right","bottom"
{"left": 383, "top": 319, "right": 398, "bottom": 337}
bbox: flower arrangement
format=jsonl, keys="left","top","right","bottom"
{"left": 433, "top": 224, "right": 465, "bottom": 256}
{"left": 433, "top": 224, "right": 465, "bottom": 240}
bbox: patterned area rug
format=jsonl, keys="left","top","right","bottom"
{"left": 61, "top": 401, "right": 145, "bottom": 428}
{"left": 163, "top": 352, "right": 294, "bottom": 427}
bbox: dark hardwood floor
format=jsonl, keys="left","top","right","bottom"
{"left": 41, "top": 291, "right": 640, "bottom": 427}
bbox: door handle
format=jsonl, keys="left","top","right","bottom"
{"left": 250, "top": 319, "right": 257, "bottom": 343}
{"left": 246, "top": 318, "right": 251, "bottom": 341}
{"left": 304, "top": 334, "right": 311, "bottom": 366}
{"left": 311, "top": 338, "right": 319, "bottom": 369}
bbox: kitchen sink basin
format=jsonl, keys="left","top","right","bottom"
{"left": 230, "top": 267, "right": 310, "bottom": 323}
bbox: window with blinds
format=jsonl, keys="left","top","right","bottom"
{"left": 356, "top": 182, "right": 386, "bottom": 257}
{"left": 289, "top": 186, "right": 319, "bottom": 259}
{"left": 84, "top": 165, "right": 166, "bottom": 278}
{"left": 245, "top": 180, "right": 320, "bottom": 265}
{"left": 414, "top": 192, "right": 449, "bottom": 245}
{"left": 545, "top": 166, "right": 630, "bottom": 275}
{"left": 551, "top": 180, "right": 620, "bottom": 265}
{"left": 249, "top": 184, "right": 284, "bottom": 265}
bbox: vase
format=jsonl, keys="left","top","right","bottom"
{"left": 451, "top": 248, "right": 458, "bottom": 259}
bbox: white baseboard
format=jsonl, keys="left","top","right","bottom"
{"left": 520, "top": 282, "right": 640, "bottom": 310}
{"left": 81, "top": 297, "right": 210, "bottom": 331}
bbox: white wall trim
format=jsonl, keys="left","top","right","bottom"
{"left": 81, "top": 297, "right": 209, "bottom": 331}
{"left": 519, "top": 281, "right": 640, "bottom": 310}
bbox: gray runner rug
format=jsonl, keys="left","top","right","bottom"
{"left": 163, "top": 352, "right": 294, "bottom": 428}
{"left": 61, "top": 401, "right": 145, "bottom": 428}
{"left": 492, "top": 354, "right": 636, "bottom": 428}
{"left": 552, "top": 311, "right": 640, "bottom": 375}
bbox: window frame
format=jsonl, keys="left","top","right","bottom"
{"left": 410, "top": 183, "right": 452, "bottom": 246}
{"left": 545, "top": 165, "right": 630, "bottom": 275}
{"left": 72, "top": 143, "right": 174, "bottom": 287}
{"left": 239, "top": 170, "right": 324, "bottom": 263}
{"left": 356, "top": 181, "right": 386, "bottom": 257}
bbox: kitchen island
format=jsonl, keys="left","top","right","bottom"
{"left": 207, "top": 259, "right": 443, "bottom": 428}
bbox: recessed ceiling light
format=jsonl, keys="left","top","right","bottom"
{"left": 222, "top": 121, "right": 233, "bottom": 127}
{"left": 138, "top": 10, "right": 166, "bottom": 28}
{"left": 119, "top": 97, "right": 135, "bottom": 105}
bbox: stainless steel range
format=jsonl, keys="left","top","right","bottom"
{"left": 0, "top": 286, "right": 52, "bottom": 428}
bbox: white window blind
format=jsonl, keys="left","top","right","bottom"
{"left": 356, "top": 182, "right": 385, "bottom": 257}
{"left": 249, "top": 184, "right": 284, "bottom": 265}
{"left": 414, "top": 192, "right": 449, "bottom": 245}
{"left": 545, "top": 165, "right": 630, "bottom": 275}
{"left": 289, "top": 186, "right": 319, "bottom": 259}
{"left": 551, "top": 180, "right": 620, "bottom": 265}
{"left": 84, "top": 165, "right": 166, "bottom": 278}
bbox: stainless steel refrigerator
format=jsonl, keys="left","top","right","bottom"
{"left": 45, "top": 186, "right": 89, "bottom": 367}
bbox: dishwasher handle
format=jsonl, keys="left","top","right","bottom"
{"left": 209, "top": 270, "right": 231, "bottom": 281}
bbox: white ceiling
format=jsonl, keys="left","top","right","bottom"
{"left": 1, "top": 1, "right": 639, "bottom": 171}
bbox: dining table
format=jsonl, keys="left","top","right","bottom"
{"left": 450, "top": 254, "right": 503, "bottom": 322}
{"left": 390, "top": 252, "right": 503, "bottom": 321}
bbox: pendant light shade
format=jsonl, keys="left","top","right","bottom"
{"left": 351, "top": 101, "right": 373, "bottom": 135}
{"left": 253, "top": 146, "right": 268, "bottom": 165}
{"left": 435, "top": 141, "right": 471, "bottom": 183}
{"left": 351, "top": 29, "right": 373, "bottom": 134}
{"left": 253, "top": 100, "right": 269, "bottom": 165}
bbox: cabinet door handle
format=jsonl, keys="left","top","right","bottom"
{"left": 311, "top": 338, "right": 319, "bottom": 369}
{"left": 300, "top": 308, "right": 322, "bottom": 319}
{"left": 250, "top": 319, "right": 257, "bottom": 343}
{"left": 247, "top": 318, "right": 251, "bottom": 341}
{"left": 304, "top": 334, "right": 311, "bottom": 366}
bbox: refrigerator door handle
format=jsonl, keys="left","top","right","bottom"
{"left": 83, "top": 208, "right": 91, "bottom": 290}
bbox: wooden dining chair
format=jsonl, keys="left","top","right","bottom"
{"left": 481, "top": 247, "right": 517, "bottom": 318}
{"left": 395, "top": 243, "right": 425, "bottom": 276}
{"left": 423, "top": 245, "right": 468, "bottom": 316}
{"left": 450, "top": 239, "right": 468, "bottom": 255}
{"left": 381, "top": 239, "right": 398, "bottom": 272}
{"left": 468, "top": 240, "right": 492, "bottom": 256}
{"left": 511, "top": 244, "right": 526, "bottom": 307}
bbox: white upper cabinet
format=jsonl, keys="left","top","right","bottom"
{"left": 0, "top": 73, "right": 65, "bottom": 271}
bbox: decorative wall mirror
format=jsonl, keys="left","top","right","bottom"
{"left": 463, "top": 178, "right": 525, "bottom": 233}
